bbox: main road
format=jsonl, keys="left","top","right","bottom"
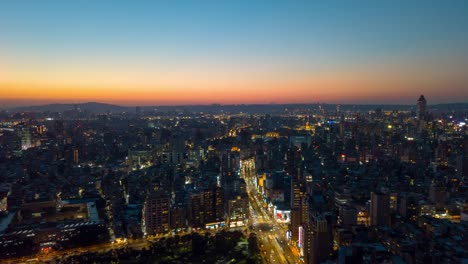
{"left": 241, "top": 158, "right": 300, "bottom": 264}
{"left": 3, "top": 238, "right": 150, "bottom": 264}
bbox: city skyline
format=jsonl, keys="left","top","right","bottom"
{"left": 1, "top": 1, "right": 468, "bottom": 107}
{"left": 1, "top": 2, "right": 467, "bottom": 261}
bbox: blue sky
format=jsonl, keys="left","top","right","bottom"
{"left": 0, "top": 0, "right": 467, "bottom": 106}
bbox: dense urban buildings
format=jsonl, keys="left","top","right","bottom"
{"left": 143, "top": 190, "right": 170, "bottom": 236}
{"left": 0, "top": 96, "right": 467, "bottom": 263}
{"left": 1, "top": 0, "right": 467, "bottom": 262}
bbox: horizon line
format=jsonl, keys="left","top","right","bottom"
{"left": 3, "top": 100, "right": 468, "bottom": 110}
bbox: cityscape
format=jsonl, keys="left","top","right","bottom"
{"left": 0, "top": 98, "right": 467, "bottom": 263}
{"left": 1, "top": 1, "right": 468, "bottom": 264}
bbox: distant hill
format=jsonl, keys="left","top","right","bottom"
{"left": 9, "top": 102, "right": 131, "bottom": 114}
{"left": 6, "top": 102, "right": 468, "bottom": 114}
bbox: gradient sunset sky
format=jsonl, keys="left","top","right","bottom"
{"left": 1, "top": 0, "right": 467, "bottom": 107}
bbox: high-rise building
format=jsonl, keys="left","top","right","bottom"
{"left": 221, "top": 149, "right": 241, "bottom": 185}
{"left": 302, "top": 215, "right": 331, "bottom": 264}
{"left": 203, "top": 189, "right": 214, "bottom": 222}
{"left": 287, "top": 145, "right": 306, "bottom": 243}
{"left": 143, "top": 190, "right": 170, "bottom": 236}
{"left": 213, "top": 186, "right": 225, "bottom": 223}
{"left": 417, "top": 95, "right": 427, "bottom": 120}
{"left": 189, "top": 185, "right": 224, "bottom": 227}
{"left": 189, "top": 192, "right": 204, "bottom": 227}
{"left": 370, "top": 191, "right": 390, "bottom": 227}
{"left": 290, "top": 175, "right": 305, "bottom": 242}
{"left": 170, "top": 135, "right": 185, "bottom": 165}
{"left": 227, "top": 195, "right": 249, "bottom": 227}
{"left": 170, "top": 205, "right": 187, "bottom": 230}
{"left": 18, "top": 128, "right": 32, "bottom": 150}
{"left": 301, "top": 195, "right": 310, "bottom": 224}
{"left": 285, "top": 147, "right": 301, "bottom": 176}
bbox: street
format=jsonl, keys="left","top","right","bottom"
{"left": 241, "top": 158, "right": 300, "bottom": 264}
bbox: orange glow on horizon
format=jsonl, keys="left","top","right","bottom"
{"left": 2, "top": 58, "right": 466, "bottom": 106}
{"left": 2, "top": 79, "right": 457, "bottom": 106}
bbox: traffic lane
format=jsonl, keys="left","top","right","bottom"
{"left": 244, "top": 172, "right": 296, "bottom": 263}
{"left": 256, "top": 227, "right": 292, "bottom": 264}
{"left": 253, "top": 217, "right": 296, "bottom": 262}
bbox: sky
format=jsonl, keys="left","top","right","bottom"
{"left": 1, "top": 0, "right": 467, "bottom": 107}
